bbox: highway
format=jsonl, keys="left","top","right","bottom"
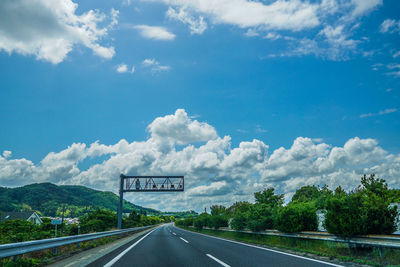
{"left": 88, "top": 224, "right": 342, "bottom": 267}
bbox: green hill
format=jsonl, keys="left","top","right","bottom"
{"left": 0, "top": 183, "right": 160, "bottom": 217}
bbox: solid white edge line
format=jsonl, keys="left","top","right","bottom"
{"left": 103, "top": 227, "right": 158, "bottom": 267}
{"left": 207, "top": 254, "right": 231, "bottom": 267}
{"left": 180, "top": 237, "right": 189, "bottom": 243}
{"left": 174, "top": 226, "right": 343, "bottom": 267}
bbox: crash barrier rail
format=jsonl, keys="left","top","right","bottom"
{"left": 197, "top": 227, "right": 400, "bottom": 249}
{"left": 0, "top": 225, "right": 157, "bottom": 259}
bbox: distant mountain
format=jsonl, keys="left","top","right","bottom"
{"left": 0, "top": 183, "right": 159, "bottom": 217}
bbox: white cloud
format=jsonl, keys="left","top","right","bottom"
{"left": 244, "top": 29, "right": 259, "bottom": 37}
{"left": 380, "top": 19, "right": 400, "bottom": 34}
{"left": 2, "top": 151, "right": 12, "bottom": 159}
{"left": 387, "top": 63, "right": 400, "bottom": 77}
{"left": 142, "top": 58, "right": 171, "bottom": 72}
{"left": 167, "top": 7, "right": 207, "bottom": 35}
{"left": 264, "top": 32, "right": 282, "bottom": 40}
{"left": 134, "top": 25, "right": 175, "bottom": 40}
{"left": 351, "top": 0, "right": 382, "bottom": 17}
{"left": 147, "top": 109, "right": 218, "bottom": 146}
{"left": 1, "top": 110, "right": 400, "bottom": 212}
{"left": 360, "top": 108, "right": 398, "bottom": 118}
{"left": 0, "top": 0, "right": 117, "bottom": 64}
{"left": 149, "top": 0, "right": 320, "bottom": 31}
{"left": 116, "top": 63, "right": 135, "bottom": 74}
{"left": 116, "top": 64, "right": 128, "bottom": 73}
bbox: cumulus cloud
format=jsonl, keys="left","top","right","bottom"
{"left": 116, "top": 63, "right": 135, "bottom": 74}
{"left": 134, "top": 25, "right": 175, "bottom": 40}
{"left": 0, "top": 0, "right": 117, "bottom": 64}
{"left": 1, "top": 109, "right": 399, "bottom": 211}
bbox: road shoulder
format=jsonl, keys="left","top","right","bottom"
{"left": 46, "top": 227, "right": 155, "bottom": 267}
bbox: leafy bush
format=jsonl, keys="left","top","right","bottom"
{"left": 210, "top": 215, "right": 228, "bottom": 230}
{"left": 325, "top": 175, "right": 398, "bottom": 236}
{"left": 79, "top": 209, "right": 117, "bottom": 232}
{"left": 194, "top": 213, "right": 211, "bottom": 230}
{"left": 230, "top": 213, "right": 247, "bottom": 231}
{"left": 276, "top": 202, "right": 318, "bottom": 233}
{"left": 324, "top": 193, "right": 366, "bottom": 236}
{"left": 246, "top": 204, "right": 276, "bottom": 232}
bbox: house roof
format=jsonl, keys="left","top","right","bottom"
{"left": 0, "top": 211, "right": 38, "bottom": 222}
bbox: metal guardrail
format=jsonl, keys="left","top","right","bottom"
{"left": 0, "top": 225, "right": 156, "bottom": 259}
{"left": 198, "top": 227, "right": 400, "bottom": 249}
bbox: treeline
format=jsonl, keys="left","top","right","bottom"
{"left": 0, "top": 209, "right": 173, "bottom": 244}
{"left": 176, "top": 174, "right": 400, "bottom": 237}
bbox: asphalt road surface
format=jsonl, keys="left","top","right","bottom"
{"left": 88, "top": 224, "right": 342, "bottom": 267}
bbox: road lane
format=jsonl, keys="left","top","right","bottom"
{"left": 171, "top": 225, "right": 342, "bottom": 267}
{"left": 90, "top": 225, "right": 218, "bottom": 267}
{"left": 89, "top": 224, "right": 342, "bottom": 267}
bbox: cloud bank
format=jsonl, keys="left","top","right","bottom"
{"left": 1, "top": 109, "right": 399, "bottom": 211}
{"left": 0, "top": 0, "right": 118, "bottom": 64}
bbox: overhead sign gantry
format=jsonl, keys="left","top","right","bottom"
{"left": 117, "top": 174, "right": 184, "bottom": 228}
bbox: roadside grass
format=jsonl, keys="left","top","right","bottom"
{"left": 178, "top": 227, "right": 400, "bottom": 267}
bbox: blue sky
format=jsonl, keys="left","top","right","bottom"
{"left": 0, "top": 0, "right": 399, "bottom": 211}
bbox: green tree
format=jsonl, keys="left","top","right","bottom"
{"left": 210, "top": 205, "right": 227, "bottom": 216}
{"left": 230, "top": 212, "right": 247, "bottom": 231}
{"left": 80, "top": 209, "right": 117, "bottom": 233}
{"left": 276, "top": 202, "right": 318, "bottom": 233}
{"left": 325, "top": 175, "right": 398, "bottom": 236}
{"left": 246, "top": 204, "right": 276, "bottom": 232}
{"left": 254, "top": 188, "right": 284, "bottom": 207}
{"left": 324, "top": 192, "right": 367, "bottom": 236}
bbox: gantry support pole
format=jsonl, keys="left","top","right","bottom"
{"left": 117, "top": 174, "right": 124, "bottom": 229}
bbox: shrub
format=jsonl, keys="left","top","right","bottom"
{"left": 276, "top": 202, "right": 318, "bottom": 233}
{"left": 230, "top": 213, "right": 247, "bottom": 231}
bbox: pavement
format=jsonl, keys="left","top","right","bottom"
{"left": 84, "top": 224, "right": 344, "bottom": 267}
{"left": 46, "top": 227, "right": 156, "bottom": 267}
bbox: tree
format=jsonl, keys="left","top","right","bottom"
{"left": 254, "top": 188, "right": 284, "bottom": 207}
{"left": 276, "top": 202, "right": 318, "bottom": 233}
{"left": 292, "top": 185, "right": 320, "bottom": 203}
{"left": 230, "top": 213, "right": 247, "bottom": 231}
{"left": 210, "top": 205, "right": 227, "bottom": 216}
{"left": 226, "top": 201, "right": 252, "bottom": 216}
{"left": 291, "top": 185, "right": 333, "bottom": 209}
{"left": 324, "top": 192, "right": 367, "bottom": 236}
{"left": 80, "top": 209, "right": 117, "bottom": 232}
{"left": 193, "top": 213, "right": 211, "bottom": 230}
{"left": 210, "top": 215, "right": 228, "bottom": 230}
{"left": 325, "top": 175, "right": 398, "bottom": 236}
{"left": 247, "top": 204, "right": 276, "bottom": 232}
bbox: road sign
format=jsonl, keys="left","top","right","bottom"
{"left": 51, "top": 219, "right": 61, "bottom": 225}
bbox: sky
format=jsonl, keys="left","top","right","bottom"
{"left": 0, "top": 0, "right": 399, "bottom": 212}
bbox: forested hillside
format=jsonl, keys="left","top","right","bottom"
{"left": 0, "top": 183, "right": 159, "bottom": 216}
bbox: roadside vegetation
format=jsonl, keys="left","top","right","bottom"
{"left": 175, "top": 174, "right": 400, "bottom": 266}
{"left": 0, "top": 209, "right": 172, "bottom": 266}
{"left": 177, "top": 174, "right": 400, "bottom": 235}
